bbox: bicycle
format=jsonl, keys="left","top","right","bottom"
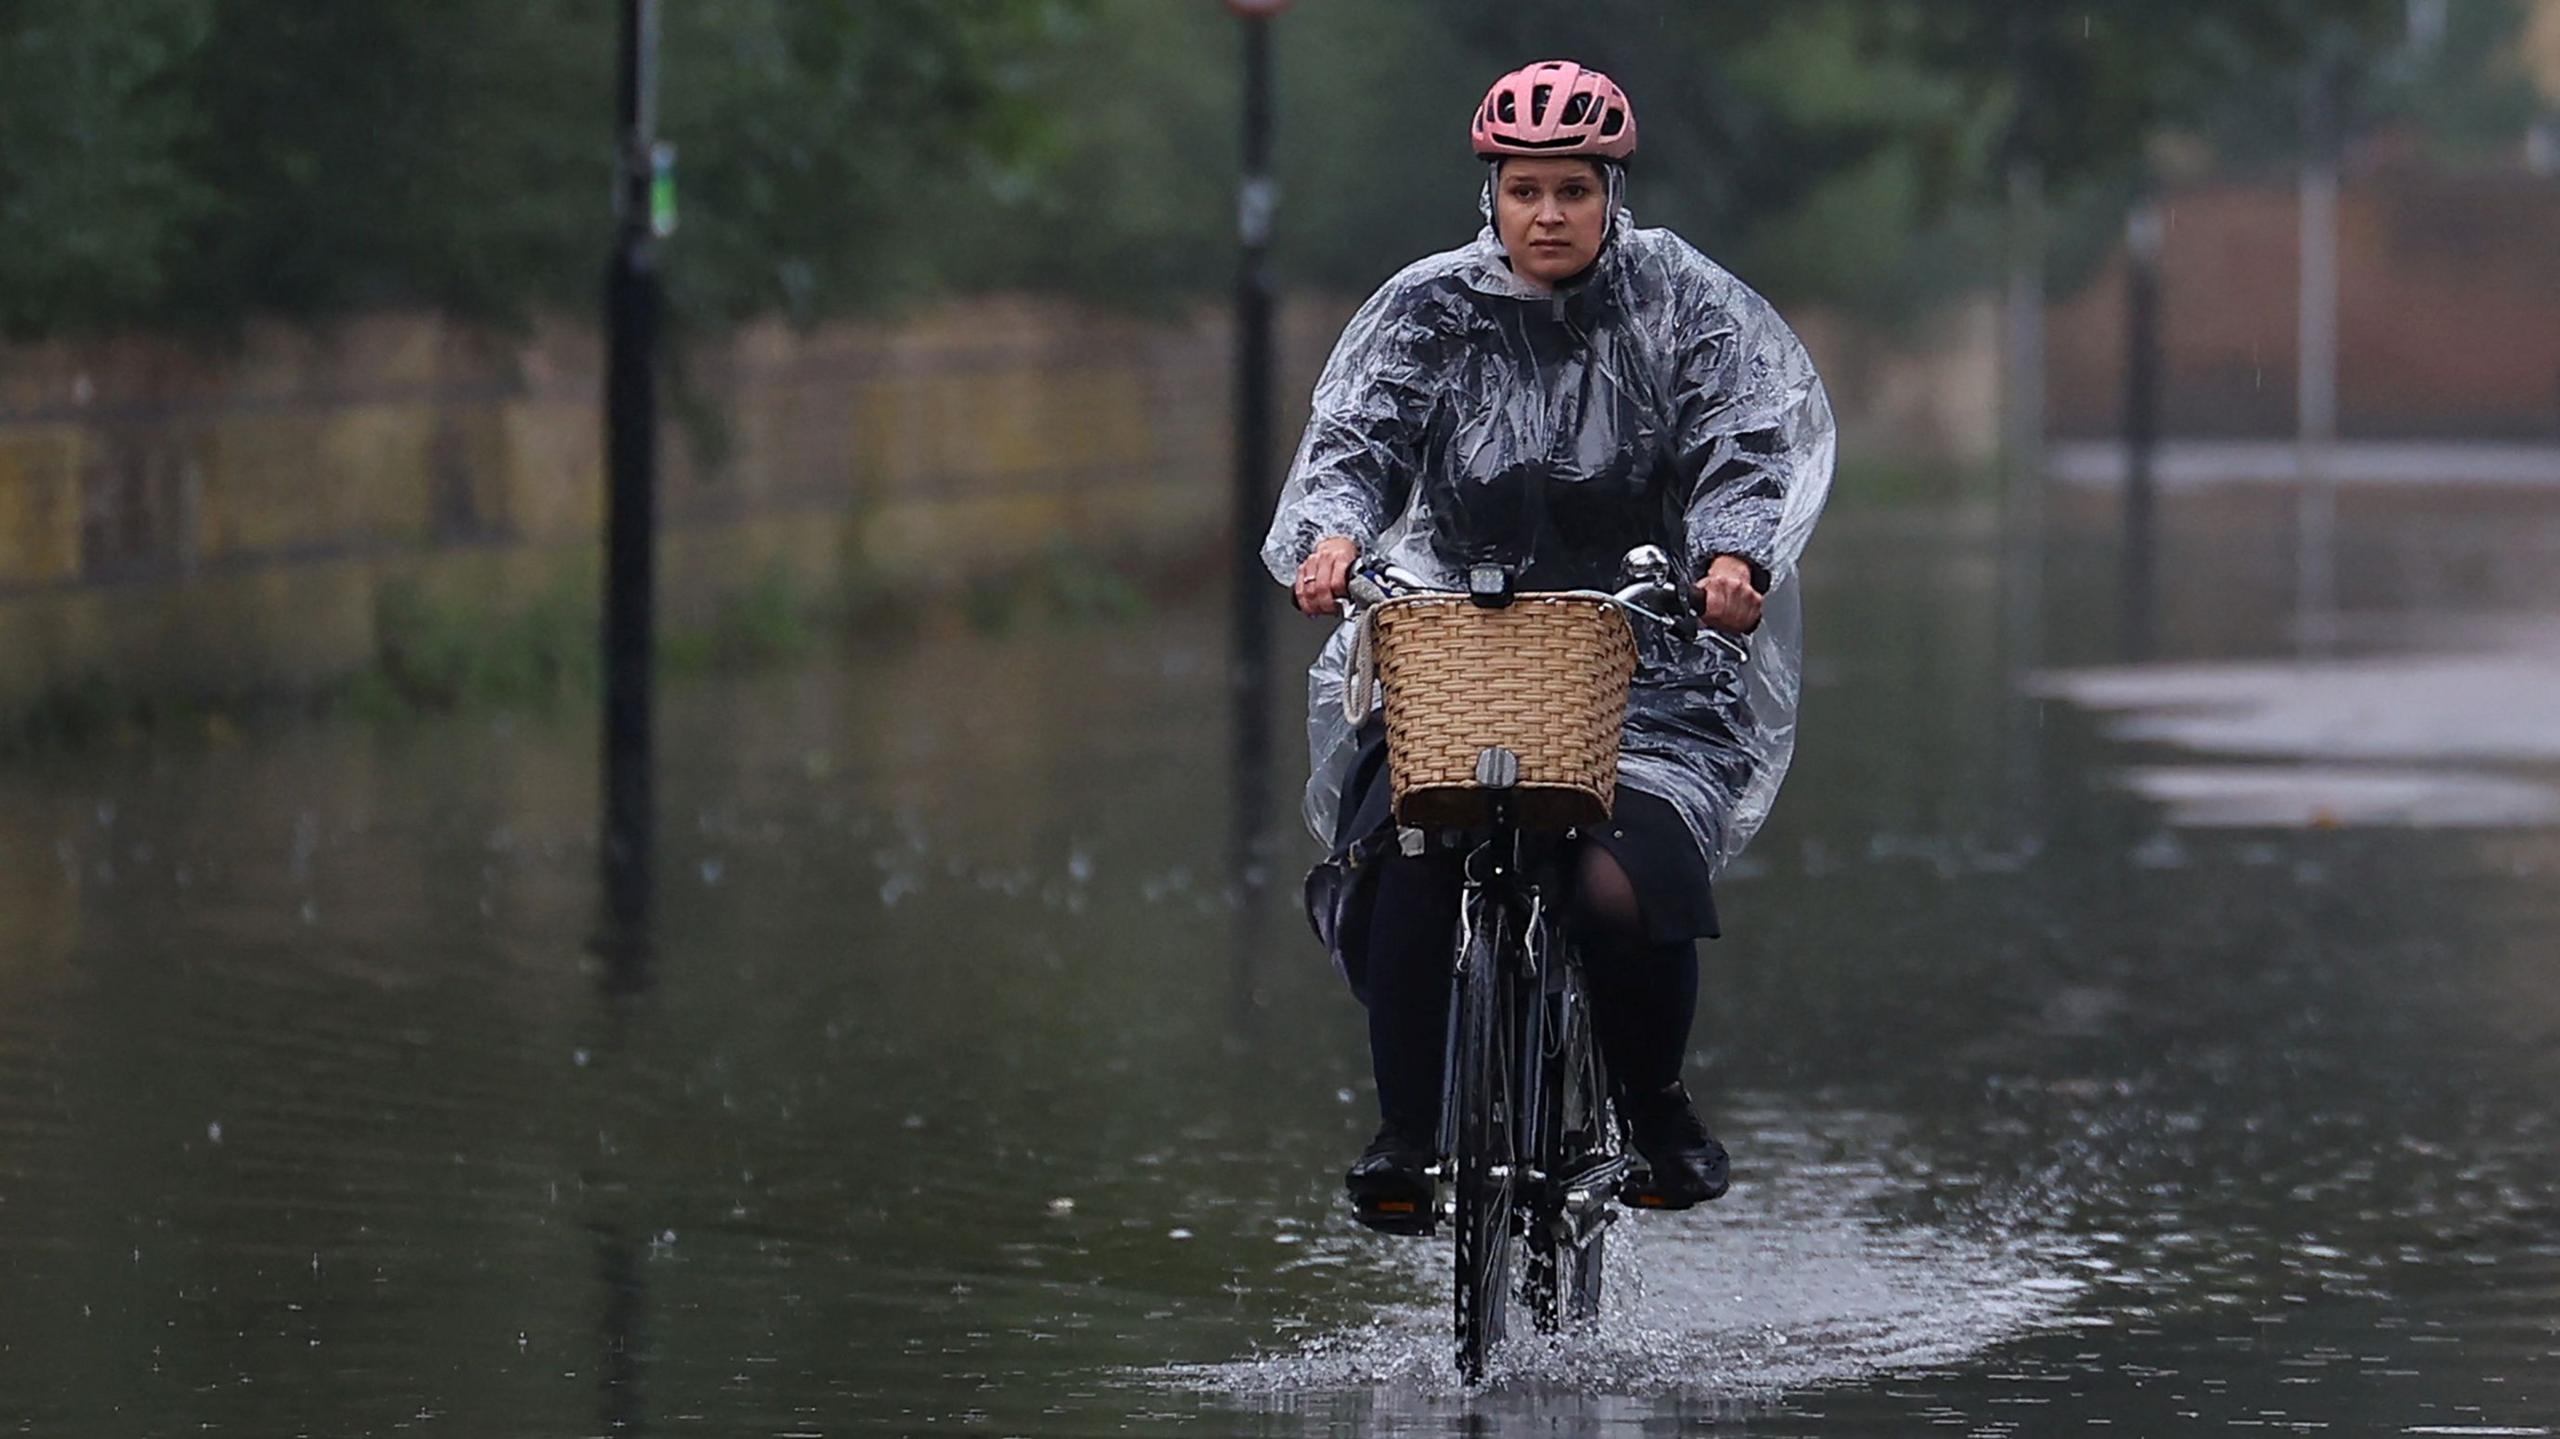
{"left": 1339, "top": 546, "right": 1744, "bottom": 1382}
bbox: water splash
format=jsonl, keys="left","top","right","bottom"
{"left": 1158, "top": 1111, "right": 2076, "bottom": 1411}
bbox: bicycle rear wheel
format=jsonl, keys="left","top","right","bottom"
{"left": 1449, "top": 894, "right": 1515, "bottom": 1383}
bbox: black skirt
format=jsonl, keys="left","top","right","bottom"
{"left": 1316, "top": 718, "right": 1720, "bottom": 948}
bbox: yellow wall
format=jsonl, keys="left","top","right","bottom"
{"left": 0, "top": 292, "right": 1980, "bottom": 711}
{"left": 0, "top": 425, "right": 82, "bottom": 586}
{"left": 0, "top": 301, "right": 1274, "bottom": 709}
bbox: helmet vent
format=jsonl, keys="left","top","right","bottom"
{"left": 1470, "top": 61, "right": 1637, "bottom": 161}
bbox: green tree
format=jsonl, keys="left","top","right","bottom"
{"left": 2367, "top": 0, "right": 2547, "bottom": 165}
{"left": 923, "top": 0, "right": 2407, "bottom": 319}
{"left": 0, "top": 0, "right": 2521, "bottom": 341}
{"left": 0, "top": 0, "right": 213, "bottom": 338}
{"left": 657, "top": 0, "right": 1063, "bottom": 326}
{"left": 917, "top": 1, "right": 1948, "bottom": 308}
{"left": 163, "top": 0, "right": 602, "bottom": 325}
{"left": 0, "top": 0, "right": 1065, "bottom": 337}
{"left": 1859, "top": 0, "right": 2395, "bottom": 181}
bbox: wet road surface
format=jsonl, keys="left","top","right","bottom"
{"left": 2, "top": 495, "right": 2558, "bottom": 1435}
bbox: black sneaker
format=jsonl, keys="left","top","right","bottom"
{"left": 1345, "top": 1120, "right": 1437, "bottom": 1235}
{"left": 1617, "top": 1081, "right": 1730, "bottom": 1209}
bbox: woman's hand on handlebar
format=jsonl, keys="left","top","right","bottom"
{"left": 1694, "top": 554, "right": 1764, "bottom": 634}
{"left": 1294, "top": 535, "right": 1361, "bottom": 617}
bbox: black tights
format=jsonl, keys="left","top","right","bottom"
{"left": 1362, "top": 843, "right": 1700, "bottom": 1134}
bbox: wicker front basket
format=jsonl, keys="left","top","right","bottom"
{"left": 1369, "top": 594, "right": 1636, "bottom": 831}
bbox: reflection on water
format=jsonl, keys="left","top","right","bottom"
{"left": 2, "top": 500, "right": 2558, "bottom": 1434}
{"left": 2037, "top": 615, "right": 2560, "bottom": 828}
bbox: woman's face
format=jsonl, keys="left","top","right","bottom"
{"left": 1493, "top": 158, "right": 1608, "bottom": 289}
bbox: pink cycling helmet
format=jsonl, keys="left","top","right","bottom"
{"left": 1471, "top": 61, "right": 1637, "bottom": 162}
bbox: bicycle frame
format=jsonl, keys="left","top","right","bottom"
{"left": 1338, "top": 548, "right": 1729, "bottom": 1381}
{"left": 1435, "top": 790, "right": 1634, "bottom": 1379}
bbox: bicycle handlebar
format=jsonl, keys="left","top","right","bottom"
{"left": 1339, "top": 560, "right": 1748, "bottom": 665}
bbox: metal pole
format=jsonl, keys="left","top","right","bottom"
{"left": 603, "top": 0, "right": 662, "bottom": 925}
{"left": 2297, "top": 49, "right": 2342, "bottom": 659}
{"left": 2003, "top": 155, "right": 2047, "bottom": 664}
{"left": 2122, "top": 197, "right": 2165, "bottom": 661}
{"left": 1230, "top": 13, "right": 1277, "bottom": 898}
{"left": 1997, "top": 5, "right": 2050, "bottom": 842}
{"left": 1999, "top": 5, "right": 2048, "bottom": 681}
{"left": 1224, "top": 7, "right": 1283, "bottom": 1027}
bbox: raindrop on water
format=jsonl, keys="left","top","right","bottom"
{"left": 2130, "top": 832, "right": 2188, "bottom": 870}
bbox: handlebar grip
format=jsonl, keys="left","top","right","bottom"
{"left": 1346, "top": 575, "right": 1390, "bottom": 609}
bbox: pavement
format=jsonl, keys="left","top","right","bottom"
{"left": 2033, "top": 616, "right": 2560, "bottom": 828}
{"left": 2050, "top": 440, "right": 2560, "bottom": 491}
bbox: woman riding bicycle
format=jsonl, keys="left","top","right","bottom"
{"left": 1263, "top": 61, "right": 1834, "bottom": 1224}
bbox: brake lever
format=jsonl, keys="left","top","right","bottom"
{"left": 1616, "top": 581, "right": 1749, "bottom": 662}
{"left": 1628, "top": 603, "right": 1700, "bottom": 644}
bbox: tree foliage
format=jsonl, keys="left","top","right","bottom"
{"left": 2371, "top": 0, "right": 2550, "bottom": 164}
{"left": 895, "top": 2, "right": 1971, "bottom": 313}
{"left": 1858, "top": 0, "right": 2395, "bottom": 178}
{"left": 0, "top": 0, "right": 2523, "bottom": 340}
{"left": 0, "top": 0, "right": 213, "bottom": 336}
{"left": 926, "top": 0, "right": 2409, "bottom": 317}
{"left": 0, "top": 0, "right": 1063, "bottom": 338}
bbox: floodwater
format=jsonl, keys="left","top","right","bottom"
{"left": 3, "top": 491, "right": 2559, "bottom": 1436}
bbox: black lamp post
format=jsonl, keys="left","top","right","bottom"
{"left": 604, "top": 0, "right": 673, "bottom": 930}
{"left": 1227, "top": 0, "right": 1286, "bottom": 906}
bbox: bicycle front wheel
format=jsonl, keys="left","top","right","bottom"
{"left": 1450, "top": 893, "right": 1515, "bottom": 1383}
{"left": 1524, "top": 954, "right": 1613, "bottom": 1331}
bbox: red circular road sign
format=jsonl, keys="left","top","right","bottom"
{"left": 1223, "top": 0, "right": 1290, "bottom": 16}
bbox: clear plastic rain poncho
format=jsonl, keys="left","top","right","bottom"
{"left": 1262, "top": 188, "right": 1835, "bottom": 874}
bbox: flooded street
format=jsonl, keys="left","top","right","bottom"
{"left": 4, "top": 498, "right": 2559, "bottom": 1436}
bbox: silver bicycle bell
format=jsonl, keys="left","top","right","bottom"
{"left": 1618, "top": 545, "right": 1674, "bottom": 587}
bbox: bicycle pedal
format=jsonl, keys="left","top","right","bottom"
{"left": 1616, "top": 1172, "right": 1706, "bottom": 1212}
{"left": 1349, "top": 1193, "right": 1438, "bottom": 1236}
